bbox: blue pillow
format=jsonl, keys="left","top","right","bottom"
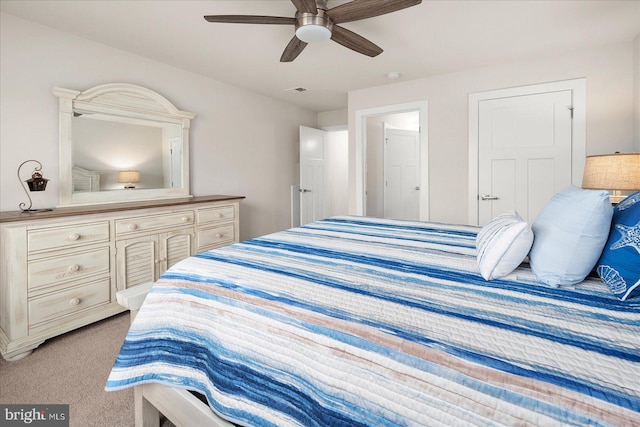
{"left": 529, "top": 185, "right": 613, "bottom": 287}
{"left": 596, "top": 191, "right": 640, "bottom": 300}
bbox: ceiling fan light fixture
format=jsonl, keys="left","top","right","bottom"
{"left": 204, "top": 0, "right": 423, "bottom": 62}
{"left": 296, "top": 24, "right": 332, "bottom": 43}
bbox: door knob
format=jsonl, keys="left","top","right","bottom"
{"left": 481, "top": 194, "right": 499, "bottom": 201}
{"left": 415, "top": 186, "right": 420, "bottom": 191}
{"left": 298, "top": 188, "right": 311, "bottom": 193}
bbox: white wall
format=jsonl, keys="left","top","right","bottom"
{"left": 349, "top": 41, "right": 637, "bottom": 224}
{"left": 317, "top": 109, "right": 347, "bottom": 128}
{"left": 325, "top": 129, "right": 349, "bottom": 217}
{"left": 0, "top": 12, "right": 317, "bottom": 239}
{"left": 635, "top": 33, "right": 640, "bottom": 151}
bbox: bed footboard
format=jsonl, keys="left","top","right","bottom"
{"left": 137, "top": 383, "right": 234, "bottom": 427}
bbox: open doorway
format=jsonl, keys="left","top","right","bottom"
{"left": 355, "top": 101, "right": 429, "bottom": 221}
{"left": 366, "top": 112, "right": 420, "bottom": 219}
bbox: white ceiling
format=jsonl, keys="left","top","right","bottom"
{"left": 1, "top": 0, "right": 639, "bottom": 112}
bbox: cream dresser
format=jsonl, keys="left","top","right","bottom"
{"left": 0, "top": 195, "right": 243, "bottom": 361}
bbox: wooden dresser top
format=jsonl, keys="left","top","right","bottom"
{"left": 0, "top": 195, "right": 245, "bottom": 223}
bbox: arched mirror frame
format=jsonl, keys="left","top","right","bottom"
{"left": 53, "top": 83, "right": 195, "bottom": 206}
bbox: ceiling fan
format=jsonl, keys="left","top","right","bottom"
{"left": 204, "top": 0, "right": 422, "bottom": 62}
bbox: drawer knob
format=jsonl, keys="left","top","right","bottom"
{"left": 68, "top": 264, "right": 80, "bottom": 273}
{"left": 217, "top": 212, "right": 224, "bottom": 218}
{"left": 182, "top": 216, "right": 190, "bottom": 223}
{"left": 129, "top": 223, "right": 138, "bottom": 231}
{"left": 215, "top": 233, "right": 223, "bottom": 238}
{"left": 69, "top": 298, "right": 81, "bottom": 306}
{"left": 69, "top": 233, "right": 81, "bottom": 241}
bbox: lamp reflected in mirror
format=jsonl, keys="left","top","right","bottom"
{"left": 18, "top": 159, "right": 53, "bottom": 212}
{"left": 582, "top": 152, "right": 640, "bottom": 204}
{"left": 118, "top": 170, "right": 141, "bottom": 189}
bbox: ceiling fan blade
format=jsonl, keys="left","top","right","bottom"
{"left": 331, "top": 25, "right": 383, "bottom": 57}
{"left": 327, "top": 0, "right": 422, "bottom": 24}
{"left": 280, "top": 36, "right": 309, "bottom": 62}
{"left": 291, "top": 0, "right": 317, "bottom": 14}
{"left": 204, "top": 15, "right": 296, "bottom": 25}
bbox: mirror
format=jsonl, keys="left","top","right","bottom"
{"left": 71, "top": 114, "right": 183, "bottom": 192}
{"left": 53, "top": 83, "right": 195, "bottom": 206}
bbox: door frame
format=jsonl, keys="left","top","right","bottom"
{"left": 355, "top": 100, "right": 429, "bottom": 220}
{"left": 467, "top": 78, "right": 586, "bottom": 225}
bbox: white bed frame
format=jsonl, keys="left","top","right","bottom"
{"left": 117, "top": 285, "right": 235, "bottom": 427}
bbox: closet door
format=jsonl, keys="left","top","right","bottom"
{"left": 477, "top": 90, "right": 572, "bottom": 224}
{"left": 469, "top": 79, "right": 585, "bottom": 225}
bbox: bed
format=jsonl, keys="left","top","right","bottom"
{"left": 106, "top": 215, "right": 640, "bottom": 426}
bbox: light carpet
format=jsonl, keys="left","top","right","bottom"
{"left": 0, "top": 312, "right": 135, "bottom": 426}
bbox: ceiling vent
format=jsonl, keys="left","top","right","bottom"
{"left": 285, "top": 87, "right": 308, "bottom": 93}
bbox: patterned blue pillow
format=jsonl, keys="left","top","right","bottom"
{"left": 597, "top": 191, "right": 640, "bottom": 301}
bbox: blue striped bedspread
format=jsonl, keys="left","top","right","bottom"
{"left": 106, "top": 216, "right": 640, "bottom": 426}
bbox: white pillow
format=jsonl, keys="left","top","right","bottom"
{"left": 529, "top": 185, "right": 613, "bottom": 287}
{"left": 476, "top": 211, "right": 533, "bottom": 281}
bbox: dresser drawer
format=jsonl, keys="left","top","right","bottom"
{"left": 28, "top": 278, "right": 111, "bottom": 327}
{"left": 28, "top": 221, "right": 109, "bottom": 253}
{"left": 198, "top": 224, "right": 236, "bottom": 251}
{"left": 197, "top": 205, "right": 236, "bottom": 225}
{"left": 116, "top": 211, "right": 194, "bottom": 236}
{"left": 28, "top": 247, "right": 110, "bottom": 291}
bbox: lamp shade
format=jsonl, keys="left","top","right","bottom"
{"left": 582, "top": 153, "right": 640, "bottom": 191}
{"left": 118, "top": 170, "right": 141, "bottom": 184}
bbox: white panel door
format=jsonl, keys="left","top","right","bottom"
{"left": 478, "top": 90, "right": 573, "bottom": 224}
{"left": 300, "top": 126, "right": 328, "bottom": 225}
{"left": 384, "top": 127, "right": 420, "bottom": 220}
